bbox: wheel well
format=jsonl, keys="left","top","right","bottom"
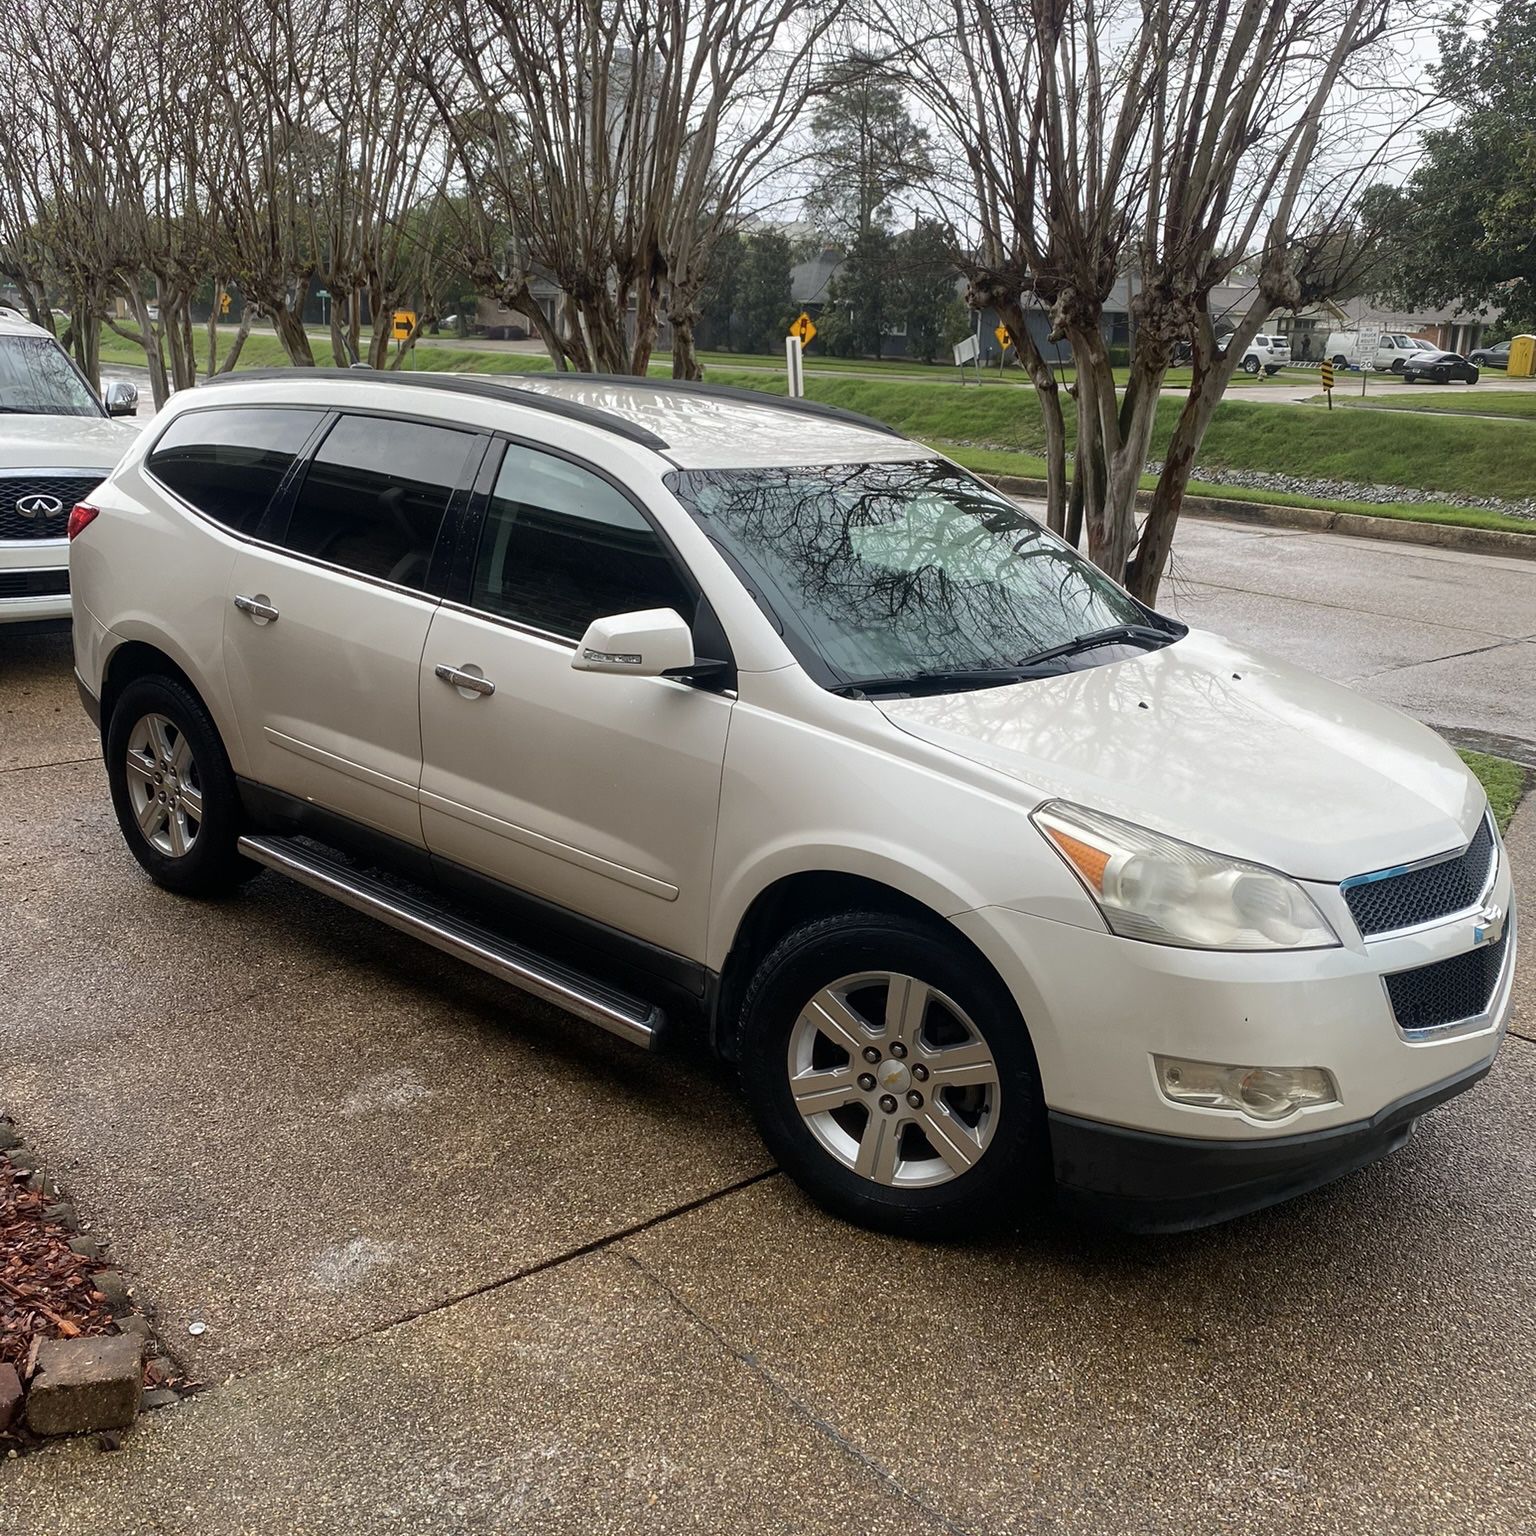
{"left": 712, "top": 871, "right": 1007, "bottom": 1060}
{"left": 99, "top": 642, "right": 207, "bottom": 737}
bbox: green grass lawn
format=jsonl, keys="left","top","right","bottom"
{"left": 1310, "top": 389, "right": 1536, "bottom": 421}
{"left": 701, "top": 369, "right": 1536, "bottom": 514}
{"left": 1460, "top": 750, "right": 1528, "bottom": 831}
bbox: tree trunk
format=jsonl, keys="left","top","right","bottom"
{"left": 270, "top": 283, "right": 315, "bottom": 365}
{"left": 1127, "top": 350, "right": 1224, "bottom": 604}
{"left": 218, "top": 304, "right": 255, "bottom": 373}
{"left": 996, "top": 301, "right": 1068, "bottom": 535}
{"left": 119, "top": 288, "right": 169, "bottom": 408}
{"left": 670, "top": 313, "right": 703, "bottom": 379}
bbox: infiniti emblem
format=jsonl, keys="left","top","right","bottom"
{"left": 15, "top": 493, "right": 64, "bottom": 520}
{"left": 1475, "top": 903, "right": 1506, "bottom": 946}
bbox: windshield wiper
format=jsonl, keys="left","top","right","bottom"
{"left": 835, "top": 667, "right": 1028, "bottom": 699}
{"left": 1015, "top": 623, "right": 1176, "bottom": 668}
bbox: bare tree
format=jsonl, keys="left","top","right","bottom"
{"left": 434, "top": 0, "right": 842, "bottom": 377}
{"left": 882, "top": 0, "right": 1422, "bottom": 601}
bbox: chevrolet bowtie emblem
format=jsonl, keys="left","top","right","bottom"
{"left": 1474, "top": 904, "right": 1506, "bottom": 946}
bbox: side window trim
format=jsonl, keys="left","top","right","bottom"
{"left": 264, "top": 409, "right": 489, "bottom": 600}
{"left": 142, "top": 404, "right": 333, "bottom": 539}
{"left": 454, "top": 433, "right": 719, "bottom": 648}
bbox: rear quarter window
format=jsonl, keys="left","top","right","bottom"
{"left": 146, "top": 407, "right": 324, "bottom": 535}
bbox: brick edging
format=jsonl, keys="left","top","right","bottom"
{"left": 982, "top": 475, "right": 1536, "bottom": 562}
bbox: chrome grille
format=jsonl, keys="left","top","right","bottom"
{"left": 1384, "top": 932, "right": 1508, "bottom": 1034}
{"left": 1343, "top": 816, "right": 1496, "bottom": 937}
{"left": 0, "top": 473, "right": 103, "bottom": 541}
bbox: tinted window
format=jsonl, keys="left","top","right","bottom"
{"left": 147, "top": 408, "right": 322, "bottom": 533}
{"left": 284, "top": 415, "right": 474, "bottom": 588}
{"left": 470, "top": 446, "right": 694, "bottom": 638}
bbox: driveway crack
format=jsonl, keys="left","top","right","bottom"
{"left": 618, "top": 1246, "right": 983, "bottom": 1536}
{"left": 280, "top": 1169, "right": 783, "bottom": 1367}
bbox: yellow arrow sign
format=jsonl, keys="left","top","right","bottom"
{"left": 995, "top": 324, "right": 1013, "bottom": 351}
{"left": 392, "top": 309, "right": 417, "bottom": 341}
{"left": 789, "top": 312, "right": 816, "bottom": 346}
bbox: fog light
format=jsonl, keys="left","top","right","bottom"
{"left": 1155, "top": 1057, "right": 1338, "bottom": 1122}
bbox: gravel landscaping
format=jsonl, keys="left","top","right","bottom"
{"left": 1179, "top": 463, "right": 1536, "bottom": 522}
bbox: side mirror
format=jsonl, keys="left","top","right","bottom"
{"left": 572, "top": 608, "right": 695, "bottom": 678}
{"left": 103, "top": 380, "right": 138, "bottom": 417}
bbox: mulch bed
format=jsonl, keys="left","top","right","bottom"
{"left": 1, "top": 1156, "right": 118, "bottom": 1375}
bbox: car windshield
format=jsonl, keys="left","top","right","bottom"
{"left": 667, "top": 459, "right": 1174, "bottom": 692}
{"left": 0, "top": 335, "right": 102, "bottom": 417}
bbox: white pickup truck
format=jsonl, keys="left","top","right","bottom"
{"left": 0, "top": 309, "right": 141, "bottom": 627}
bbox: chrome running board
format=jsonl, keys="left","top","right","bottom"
{"left": 237, "top": 834, "right": 661, "bottom": 1048}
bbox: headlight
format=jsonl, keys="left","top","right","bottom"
{"left": 1032, "top": 801, "right": 1338, "bottom": 951}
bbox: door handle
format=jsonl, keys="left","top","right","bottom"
{"left": 233, "top": 593, "right": 279, "bottom": 623}
{"left": 434, "top": 663, "right": 495, "bottom": 697}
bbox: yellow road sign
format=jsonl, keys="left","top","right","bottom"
{"left": 789, "top": 312, "right": 816, "bottom": 346}
{"left": 392, "top": 309, "right": 417, "bottom": 341}
{"left": 1320, "top": 360, "right": 1335, "bottom": 390}
{"left": 995, "top": 324, "right": 1013, "bottom": 351}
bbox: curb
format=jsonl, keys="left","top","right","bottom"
{"left": 983, "top": 475, "right": 1536, "bottom": 563}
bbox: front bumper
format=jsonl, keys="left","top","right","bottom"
{"left": 0, "top": 536, "right": 70, "bottom": 623}
{"left": 1050, "top": 1057, "right": 1492, "bottom": 1232}
{"left": 951, "top": 846, "right": 1514, "bottom": 1226}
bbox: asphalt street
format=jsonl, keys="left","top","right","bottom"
{"left": 0, "top": 517, "right": 1533, "bottom": 1533}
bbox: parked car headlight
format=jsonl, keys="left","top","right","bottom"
{"left": 1032, "top": 801, "right": 1338, "bottom": 951}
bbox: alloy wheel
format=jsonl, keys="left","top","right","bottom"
{"left": 123, "top": 712, "right": 203, "bottom": 857}
{"left": 786, "top": 971, "right": 1002, "bottom": 1188}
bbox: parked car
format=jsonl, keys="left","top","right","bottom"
{"left": 0, "top": 308, "right": 142, "bottom": 629}
{"left": 1218, "top": 333, "right": 1290, "bottom": 375}
{"left": 1468, "top": 341, "right": 1510, "bottom": 370}
{"left": 1322, "top": 331, "right": 1433, "bottom": 372}
{"left": 70, "top": 372, "right": 1514, "bottom": 1236}
{"left": 1401, "top": 350, "right": 1481, "bottom": 385}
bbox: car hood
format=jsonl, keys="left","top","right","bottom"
{"left": 0, "top": 415, "right": 141, "bottom": 470}
{"left": 874, "top": 629, "right": 1484, "bottom": 882}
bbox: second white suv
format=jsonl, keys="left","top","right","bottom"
{"left": 1221, "top": 333, "right": 1290, "bottom": 375}
{"left": 70, "top": 371, "right": 1513, "bottom": 1237}
{"left": 0, "top": 309, "right": 140, "bottom": 628}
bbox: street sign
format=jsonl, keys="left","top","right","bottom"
{"left": 392, "top": 309, "right": 417, "bottom": 341}
{"left": 789, "top": 312, "right": 816, "bottom": 346}
{"left": 952, "top": 334, "right": 980, "bottom": 366}
{"left": 1320, "top": 360, "right": 1334, "bottom": 390}
{"left": 994, "top": 324, "right": 1013, "bottom": 351}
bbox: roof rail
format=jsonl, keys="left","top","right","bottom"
{"left": 199, "top": 367, "right": 670, "bottom": 451}
{"left": 539, "top": 372, "right": 907, "bottom": 440}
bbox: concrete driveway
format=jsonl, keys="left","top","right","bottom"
{"left": 2, "top": 518, "right": 1534, "bottom": 1534}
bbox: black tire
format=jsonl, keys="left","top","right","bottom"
{"left": 1390, "top": 358, "right": 1406, "bottom": 373}
{"left": 1332, "top": 354, "right": 1349, "bottom": 369}
{"left": 1242, "top": 356, "right": 1260, "bottom": 375}
{"left": 105, "top": 674, "right": 256, "bottom": 896}
{"left": 736, "top": 911, "right": 1049, "bottom": 1239}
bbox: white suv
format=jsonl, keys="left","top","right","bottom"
{"left": 0, "top": 309, "right": 140, "bottom": 627}
{"left": 69, "top": 372, "right": 1514, "bottom": 1235}
{"left": 1220, "top": 333, "right": 1290, "bottom": 375}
